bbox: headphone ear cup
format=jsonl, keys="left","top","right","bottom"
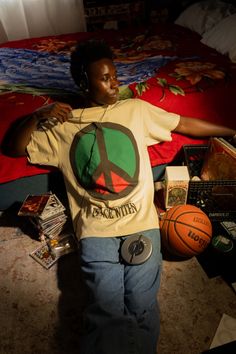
{"left": 80, "top": 71, "right": 89, "bottom": 92}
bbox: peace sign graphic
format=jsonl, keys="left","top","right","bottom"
{"left": 70, "top": 122, "right": 140, "bottom": 200}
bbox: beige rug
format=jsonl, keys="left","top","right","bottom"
{"left": 0, "top": 210, "right": 235, "bottom": 354}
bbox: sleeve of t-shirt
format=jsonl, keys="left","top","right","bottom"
{"left": 139, "top": 100, "right": 180, "bottom": 146}
{"left": 26, "top": 129, "right": 60, "bottom": 167}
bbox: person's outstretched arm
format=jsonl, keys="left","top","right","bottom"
{"left": 174, "top": 116, "right": 236, "bottom": 138}
{"left": 4, "top": 102, "right": 72, "bottom": 157}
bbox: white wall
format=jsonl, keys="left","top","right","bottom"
{"left": 0, "top": 0, "right": 86, "bottom": 43}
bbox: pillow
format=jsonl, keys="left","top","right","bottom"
{"left": 175, "top": 0, "right": 236, "bottom": 35}
{"left": 201, "top": 13, "right": 236, "bottom": 62}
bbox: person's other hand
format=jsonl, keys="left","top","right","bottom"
{"left": 34, "top": 102, "right": 73, "bottom": 124}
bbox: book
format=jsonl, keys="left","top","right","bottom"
{"left": 200, "top": 137, "right": 236, "bottom": 181}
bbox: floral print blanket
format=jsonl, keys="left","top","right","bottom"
{"left": 0, "top": 24, "right": 235, "bottom": 183}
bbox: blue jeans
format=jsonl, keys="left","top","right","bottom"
{"left": 79, "top": 229, "right": 162, "bottom": 354}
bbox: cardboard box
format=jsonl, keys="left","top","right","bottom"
{"left": 164, "top": 166, "right": 190, "bottom": 209}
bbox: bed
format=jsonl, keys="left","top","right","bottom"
{"left": 1, "top": 0, "right": 236, "bottom": 209}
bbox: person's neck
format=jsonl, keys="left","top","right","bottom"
{"left": 72, "top": 96, "right": 95, "bottom": 109}
{"left": 86, "top": 92, "right": 114, "bottom": 108}
{"left": 88, "top": 98, "right": 108, "bottom": 108}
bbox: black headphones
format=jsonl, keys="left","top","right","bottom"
{"left": 79, "top": 65, "right": 89, "bottom": 92}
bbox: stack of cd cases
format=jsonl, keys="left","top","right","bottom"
{"left": 18, "top": 193, "right": 78, "bottom": 269}
{"left": 18, "top": 193, "right": 68, "bottom": 240}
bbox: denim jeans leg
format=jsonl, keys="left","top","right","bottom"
{"left": 124, "top": 229, "right": 162, "bottom": 354}
{"left": 79, "top": 237, "right": 127, "bottom": 354}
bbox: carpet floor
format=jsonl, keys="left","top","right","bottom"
{"left": 0, "top": 207, "right": 236, "bottom": 354}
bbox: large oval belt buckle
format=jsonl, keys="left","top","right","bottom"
{"left": 121, "top": 234, "right": 152, "bottom": 265}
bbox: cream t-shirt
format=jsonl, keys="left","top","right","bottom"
{"left": 27, "top": 98, "right": 180, "bottom": 239}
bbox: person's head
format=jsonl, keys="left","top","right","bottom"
{"left": 70, "top": 39, "right": 119, "bottom": 107}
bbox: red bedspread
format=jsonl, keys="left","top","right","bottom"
{"left": 1, "top": 24, "right": 235, "bottom": 184}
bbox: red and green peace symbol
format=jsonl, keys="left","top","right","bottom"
{"left": 70, "top": 122, "right": 140, "bottom": 200}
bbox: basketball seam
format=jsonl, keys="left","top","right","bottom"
{"left": 161, "top": 219, "right": 212, "bottom": 239}
{"left": 173, "top": 222, "right": 203, "bottom": 255}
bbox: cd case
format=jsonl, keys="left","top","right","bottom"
{"left": 30, "top": 233, "right": 78, "bottom": 269}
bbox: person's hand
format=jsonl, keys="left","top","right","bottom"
{"left": 34, "top": 102, "right": 73, "bottom": 124}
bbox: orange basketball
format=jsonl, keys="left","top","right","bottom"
{"left": 160, "top": 204, "right": 212, "bottom": 258}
